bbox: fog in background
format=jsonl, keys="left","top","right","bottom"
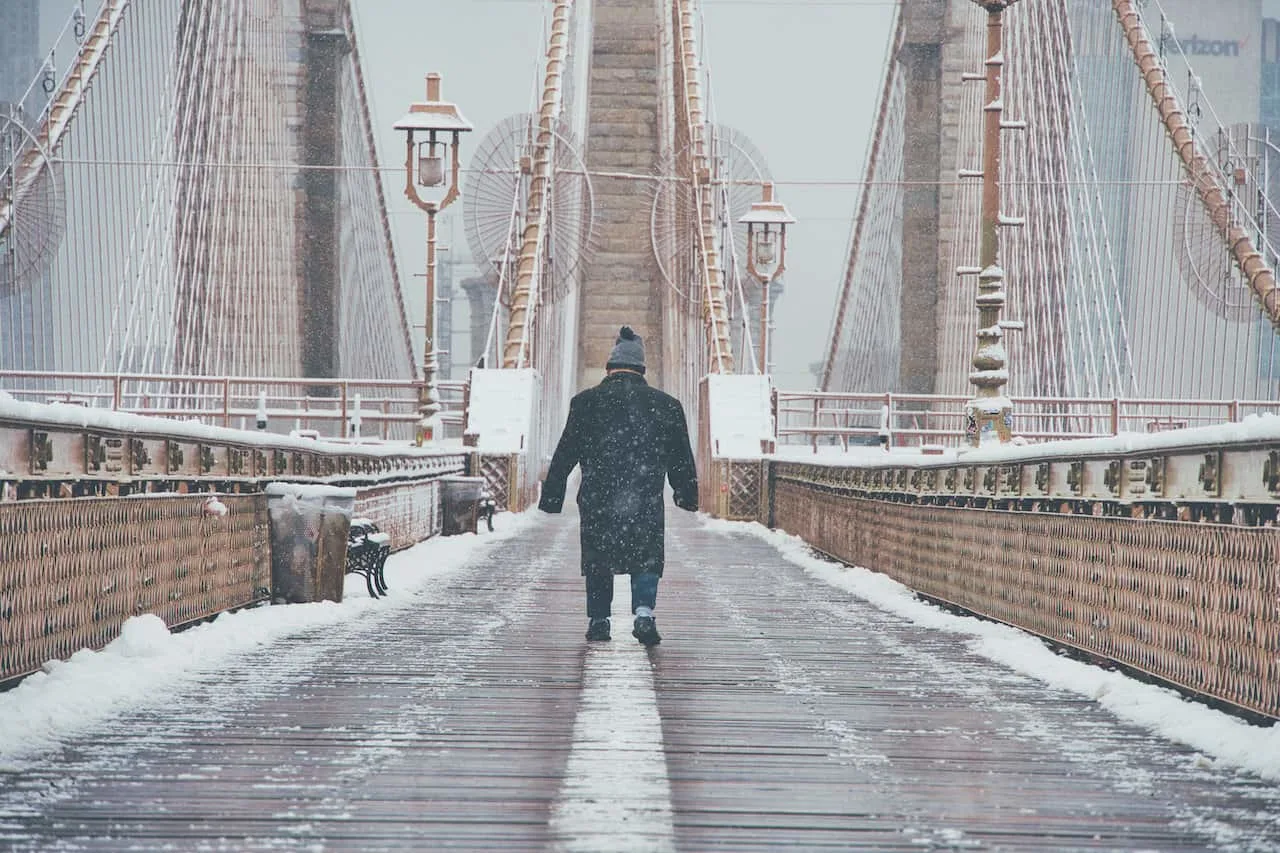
{"left": 351, "top": 0, "right": 896, "bottom": 390}
{"left": 26, "top": 1, "right": 1272, "bottom": 391}
{"left": 29, "top": 0, "right": 895, "bottom": 389}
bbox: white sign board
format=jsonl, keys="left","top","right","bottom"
{"left": 706, "top": 374, "right": 774, "bottom": 458}
{"left": 466, "top": 368, "right": 539, "bottom": 453}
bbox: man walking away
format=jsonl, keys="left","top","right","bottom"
{"left": 538, "top": 326, "right": 699, "bottom": 646}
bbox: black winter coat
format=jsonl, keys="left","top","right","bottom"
{"left": 538, "top": 371, "right": 698, "bottom": 577}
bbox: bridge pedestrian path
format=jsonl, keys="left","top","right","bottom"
{"left": 1, "top": 505, "right": 1278, "bottom": 851}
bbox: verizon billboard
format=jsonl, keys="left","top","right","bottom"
{"left": 1159, "top": 0, "right": 1261, "bottom": 126}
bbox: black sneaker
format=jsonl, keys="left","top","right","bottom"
{"left": 585, "top": 618, "right": 611, "bottom": 641}
{"left": 632, "top": 616, "right": 661, "bottom": 646}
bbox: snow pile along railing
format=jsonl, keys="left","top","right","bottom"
{"left": 0, "top": 490, "right": 270, "bottom": 687}
{"left": 0, "top": 398, "right": 470, "bottom": 685}
{"left": 746, "top": 420, "right": 1280, "bottom": 722}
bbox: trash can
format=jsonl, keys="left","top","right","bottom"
{"left": 265, "top": 483, "right": 356, "bottom": 603}
{"left": 441, "top": 476, "right": 485, "bottom": 536}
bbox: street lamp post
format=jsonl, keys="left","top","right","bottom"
{"left": 964, "top": 0, "right": 1021, "bottom": 446}
{"left": 394, "top": 72, "right": 472, "bottom": 445}
{"left": 738, "top": 182, "right": 796, "bottom": 375}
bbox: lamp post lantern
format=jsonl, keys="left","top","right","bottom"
{"left": 738, "top": 182, "right": 796, "bottom": 375}
{"left": 394, "top": 72, "right": 472, "bottom": 445}
{"left": 964, "top": 0, "right": 1021, "bottom": 446}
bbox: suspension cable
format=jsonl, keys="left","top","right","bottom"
{"left": 674, "top": 0, "right": 734, "bottom": 374}
{"left": 502, "top": 0, "right": 572, "bottom": 369}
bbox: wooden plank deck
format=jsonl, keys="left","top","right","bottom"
{"left": 1, "top": 508, "right": 1278, "bottom": 851}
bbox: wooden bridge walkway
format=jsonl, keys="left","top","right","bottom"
{"left": 1, "top": 507, "right": 1278, "bottom": 851}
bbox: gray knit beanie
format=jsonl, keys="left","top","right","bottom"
{"left": 605, "top": 326, "right": 645, "bottom": 374}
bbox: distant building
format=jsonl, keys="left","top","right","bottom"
{"left": 1159, "top": 0, "right": 1261, "bottom": 126}
{"left": 461, "top": 275, "right": 495, "bottom": 370}
{"left": 1114, "top": 0, "right": 1272, "bottom": 396}
{"left": 0, "top": 1, "right": 46, "bottom": 377}
{"left": 1261, "top": 3, "right": 1280, "bottom": 379}
{"left": 0, "top": 1, "right": 40, "bottom": 108}
{"left": 1263, "top": 9, "right": 1280, "bottom": 127}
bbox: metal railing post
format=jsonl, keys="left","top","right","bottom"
{"left": 885, "top": 392, "right": 894, "bottom": 448}
{"left": 341, "top": 382, "right": 349, "bottom": 439}
{"left": 811, "top": 397, "right": 819, "bottom": 453}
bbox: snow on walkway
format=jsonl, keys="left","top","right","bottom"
{"left": 0, "top": 512, "right": 538, "bottom": 770}
{"left": 0, "top": 508, "right": 1276, "bottom": 851}
{"left": 702, "top": 517, "right": 1280, "bottom": 784}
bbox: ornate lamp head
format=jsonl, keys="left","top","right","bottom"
{"left": 738, "top": 183, "right": 796, "bottom": 282}
{"left": 394, "top": 73, "right": 473, "bottom": 212}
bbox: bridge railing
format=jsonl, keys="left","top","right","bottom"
{"left": 0, "top": 397, "right": 469, "bottom": 685}
{"left": 776, "top": 391, "right": 1280, "bottom": 451}
{"left": 0, "top": 371, "right": 467, "bottom": 440}
{"left": 768, "top": 454, "right": 1280, "bottom": 723}
{"left": 702, "top": 412, "right": 1280, "bottom": 722}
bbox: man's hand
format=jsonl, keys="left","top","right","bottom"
{"left": 537, "top": 481, "right": 564, "bottom": 514}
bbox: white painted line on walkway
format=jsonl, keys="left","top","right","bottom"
{"left": 549, "top": 637, "right": 675, "bottom": 852}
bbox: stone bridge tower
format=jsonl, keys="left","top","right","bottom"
{"left": 898, "top": 0, "right": 946, "bottom": 395}
{"left": 576, "top": 0, "right": 665, "bottom": 390}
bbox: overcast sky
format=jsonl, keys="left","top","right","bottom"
{"left": 351, "top": 0, "right": 897, "bottom": 390}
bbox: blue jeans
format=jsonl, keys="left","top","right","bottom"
{"left": 585, "top": 573, "right": 659, "bottom": 620}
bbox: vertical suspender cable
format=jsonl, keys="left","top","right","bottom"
{"left": 821, "top": 8, "right": 904, "bottom": 391}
